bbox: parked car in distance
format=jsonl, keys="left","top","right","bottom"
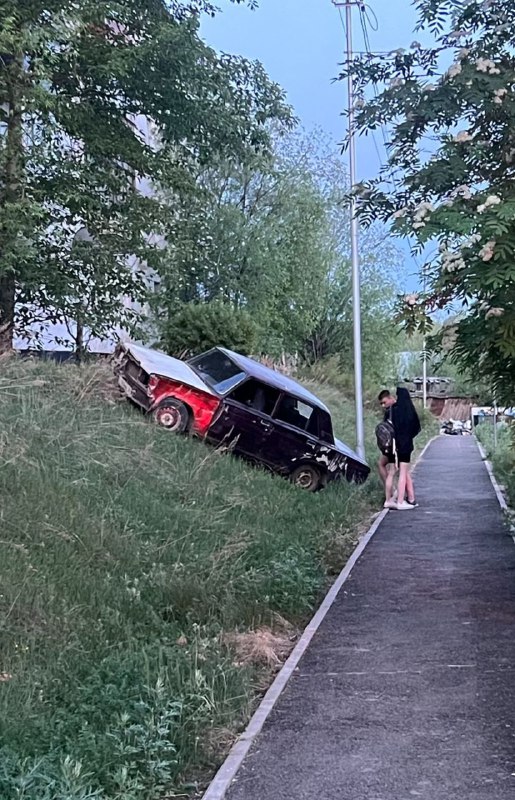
{"left": 114, "top": 342, "right": 370, "bottom": 491}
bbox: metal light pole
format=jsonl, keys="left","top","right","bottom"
{"left": 493, "top": 398, "right": 498, "bottom": 452}
{"left": 422, "top": 337, "right": 428, "bottom": 410}
{"left": 333, "top": 0, "right": 365, "bottom": 461}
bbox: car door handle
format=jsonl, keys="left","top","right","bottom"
{"left": 259, "top": 419, "right": 272, "bottom": 431}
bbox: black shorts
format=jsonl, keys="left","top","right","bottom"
{"left": 386, "top": 453, "right": 396, "bottom": 464}
{"left": 397, "top": 452, "right": 411, "bottom": 464}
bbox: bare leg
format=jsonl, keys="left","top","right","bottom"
{"left": 397, "top": 462, "right": 409, "bottom": 505}
{"left": 385, "top": 463, "right": 396, "bottom": 502}
{"left": 406, "top": 470, "right": 415, "bottom": 503}
{"left": 378, "top": 455, "right": 388, "bottom": 486}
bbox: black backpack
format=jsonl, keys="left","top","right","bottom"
{"left": 375, "top": 419, "right": 395, "bottom": 455}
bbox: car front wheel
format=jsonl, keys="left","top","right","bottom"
{"left": 153, "top": 399, "right": 190, "bottom": 433}
{"left": 290, "top": 463, "right": 322, "bottom": 492}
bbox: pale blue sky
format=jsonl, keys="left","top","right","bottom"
{"left": 201, "top": 0, "right": 427, "bottom": 179}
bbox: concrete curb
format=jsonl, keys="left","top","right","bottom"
{"left": 475, "top": 437, "right": 508, "bottom": 512}
{"left": 201, "top": 434, "right": 437, "bottom": 800}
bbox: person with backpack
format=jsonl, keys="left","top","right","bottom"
{"left": 377, "top": 387, "right": 421, "bottom": 510}
{"left": 376, "top": 407, "right": 397, "bottom": 509}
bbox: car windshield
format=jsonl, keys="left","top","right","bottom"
{"left": 188, "top": 350, "right": 246, "bottom": 394}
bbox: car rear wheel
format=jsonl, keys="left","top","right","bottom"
{"left": 153, "top": 399, "right": 190, "bottom": 433}
{"left": 290, "top": 463, "right": 321, "bottom": 492}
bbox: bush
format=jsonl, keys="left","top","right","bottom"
{"left": 158, "top": 302, "right": 258, "bottom": 358}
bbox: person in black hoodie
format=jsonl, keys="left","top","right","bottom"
{"left": 378, "top": 387, "right": 421, "bottom": 510}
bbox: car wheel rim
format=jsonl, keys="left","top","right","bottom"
{"left": 295, "top": 469, "right": 316, "bottom": 489}
{"left": 157, "top": 408, "right": 180, "bottom": 430}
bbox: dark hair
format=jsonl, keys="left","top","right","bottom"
{"left": 378, "top": 389, "right": 391, "bottom": 401}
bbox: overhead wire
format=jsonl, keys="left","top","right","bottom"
{"left": 336, "top": 6, "right": 385, "bottom": 170}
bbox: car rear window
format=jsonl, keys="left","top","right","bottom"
{"left": 188, "top": 351, "right": 245, "bottom": 394}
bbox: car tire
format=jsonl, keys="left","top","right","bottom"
{"left": 290, "top": 463, "right": 321, "bottom": 492}
{"left": 153, "top": 399, "right": 190, "bottom": 433}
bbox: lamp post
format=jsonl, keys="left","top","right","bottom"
{"left": 332, "top": 0, "right": 365, "bottom": 461}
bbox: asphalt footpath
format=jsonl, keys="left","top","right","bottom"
{"left": 218, "top": 435, "right": 515, "bottom": 800}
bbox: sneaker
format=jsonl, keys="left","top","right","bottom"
{"left": 396, "top": 501, "right": 416, "bottom": 511}
{"left": 384, "top": 499, "right": 397, "bottom": 509}
{"left": 406, "top": 499, "right": 419, "bottom": 508}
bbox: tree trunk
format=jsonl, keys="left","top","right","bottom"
{"left": 0, "top": 273, "right": 15, "bottom": 352}
{"left": 0, "top": 53, "right": 24, "bottom": 353}
{"left": 75, "top": 317, "right": 85, "bottom": 364}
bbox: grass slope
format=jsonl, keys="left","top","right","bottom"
{"left": 0, "top": 357, "right": 422, "bottom": 799}
{"left": 476, "top": 421, "right": 515, "bottom": 506}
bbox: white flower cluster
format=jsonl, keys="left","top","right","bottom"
{"left": 404, "top": 293, "right": 418, "bottom": 306}
{"left": 477, "top": 195, "right": 501, "bottom": 213}
{"left": 447, "top": 62, "right": 462, "bottom": 79}
{"left": 392, "top": 207, "right": 408, "bottom": 219}
{"left": 485, "top": 307, "right": 504, "bottom": 318}
{"left": 412, "top": 201, "right": 433, "bottom": 230}
{"left": 458, "top": 48, "right": 470, "bottom": 60}
{"left": 493, "top": 88, "right": 508, "bottom": 105}
{"left": 476, "top": 58, "right": 501, "bottom": 75}
{"left": 441, "top": 251, "right": 466, "bottom": 272}
{"left": 452, "top": 185, "right": 472, "bottom": 200}
{"left": 389, "top": 77, "right": 405, "bottom": 89}
{"left": 479, "top": 240, "right": 496, "bottom": 262}
{"left": 454, "top": 130, "right": 473, "bottom": 143}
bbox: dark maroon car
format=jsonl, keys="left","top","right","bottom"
{"left": 115, "top": 342, "right": 370, "bottom": 491}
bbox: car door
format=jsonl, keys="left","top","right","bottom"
{"left": 207, "top": 379, "right": 279, "bottom": 458}
{"left": 259, "top": 394, "right": 320, "bottom": 473}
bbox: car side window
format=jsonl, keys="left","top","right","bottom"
{"left": 274, "top": 395, "right": 314, "bottom": 432}
{"left": 228, "top": 379, "right": 280, "bottom": 416}
{"left": 317, "top": 410, "right": 334, "bottom": 443}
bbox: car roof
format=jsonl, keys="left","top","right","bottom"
{"left": 216, "top": 348, "right": 330, "bottom": 413}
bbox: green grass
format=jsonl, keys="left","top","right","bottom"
{"left": 0, "top": 357, "right": 432, "bottom": 799}
{"left": 475, "top": 421, "right": 515, "bottom": 506}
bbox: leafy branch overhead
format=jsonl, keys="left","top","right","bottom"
{"left": 341, "top": 0, "right": 515, "bottom": 401}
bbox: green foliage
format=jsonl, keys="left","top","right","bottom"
{"left": 0, "top": 0, "right": 291, "bottom": 352}
{"left": 154, "top": 127, "right": 404, "bottom": 377}
{"left": 158, "top": 302, "right": 259, "bottom": 357}
{"left": 2, "top": 0, "right": 404, "bottom": 378}
{"left": 290, "top": 132, "right": 402, "bottom": 385}
{"left": 343, "top": 0, "right": 515, "bottom": 401}
{"left": 154, "top": 131, "right": 331, "bottom": 356}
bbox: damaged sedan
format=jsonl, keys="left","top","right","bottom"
{"left": 114, "top": 342, "right": 370, "bottom": 491}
